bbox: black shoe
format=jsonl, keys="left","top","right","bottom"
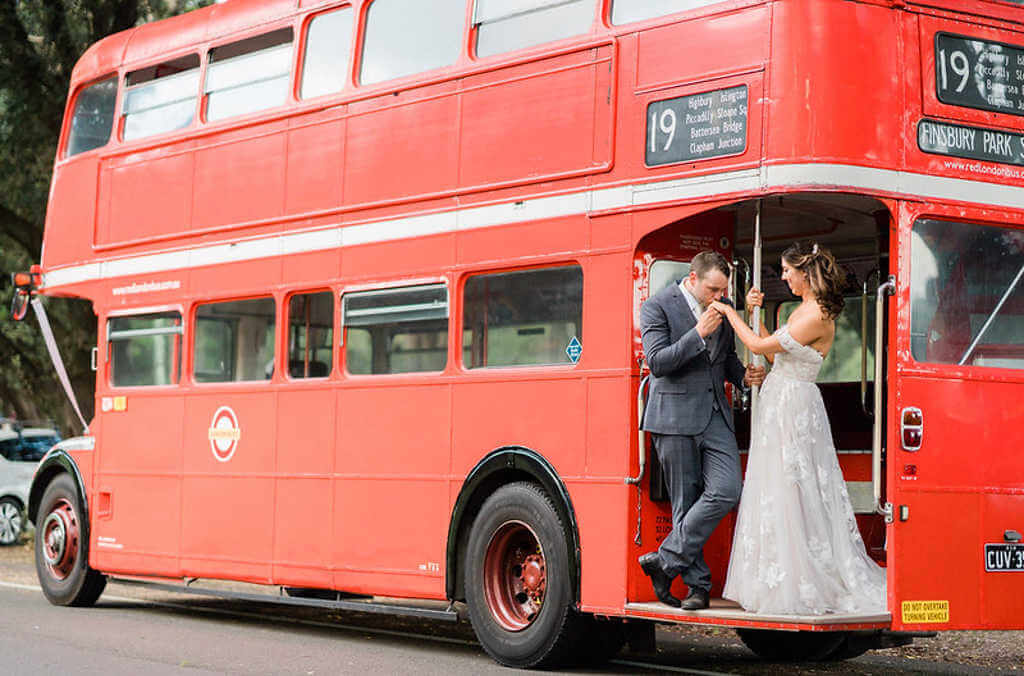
{"left": 638, "top": 553, "right": 681, "bottom": 608}
{"left": 680, "top": 587, "right": 710, "bottom": 611}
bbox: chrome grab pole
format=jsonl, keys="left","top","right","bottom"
{"left": 749, "top": 201, "right": 763, "bottom": 412}
{"left": 873, "top": 276, "right": 895, "bottom": 521}
{"left": 861, "top": 268, "right": 879, "bottom": 417}
{"left": 627, "top": 370, "right": 652, "bottom": 546}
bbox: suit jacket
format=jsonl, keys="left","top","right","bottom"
{"left": 640, "top": 281, "right": 747, "bottom": 436}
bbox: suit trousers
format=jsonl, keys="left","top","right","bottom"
{"left": 652, "top": 408, "right": 742, "bottom": 591}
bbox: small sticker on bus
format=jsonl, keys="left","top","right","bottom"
{"left": 901, "top": 600, "right": 949, "bottom": 624}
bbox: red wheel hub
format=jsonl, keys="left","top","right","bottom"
{"left": 41, "top": 499, "right": 79, "bottom": 581}
{"left": 483, "top": 521, "right": 547, "bottom": 632}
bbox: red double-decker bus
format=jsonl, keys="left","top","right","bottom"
{"left": 13, "top": 0, "right": 1024, "bottom": 667}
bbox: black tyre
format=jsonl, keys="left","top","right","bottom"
{"left": 465, "top": 481, "right": 581, "bottom": 668}
{"left": 821, "top": 632, "right": 873, "bottom": 661}
{"left": 0, "top": 496, "right": 24, "bottom": 546}
{"left": 34, "top": 474, "right": 106, "bottom": 606}
{"left": 736, "top": 628, "right": 846, "bottom": 661}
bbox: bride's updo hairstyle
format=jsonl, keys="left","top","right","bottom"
{"left": 781, "top": 241, "right": 846, "bottom": 319}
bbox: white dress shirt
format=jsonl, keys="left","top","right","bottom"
{"left": 679, "top": 279, "right": 707, "bottom": 348}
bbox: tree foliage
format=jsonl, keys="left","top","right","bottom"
{"left": 0, "top": 1, "right": 211, "bottom": 433}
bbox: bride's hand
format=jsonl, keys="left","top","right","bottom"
{"left": 745, "top": 287, "right": 764, "bottom": 314}
{"left": 709, "top": 300, "right": 734, "bottom": 318}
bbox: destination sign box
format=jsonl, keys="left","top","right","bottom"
{"left": 645, "top": 85, "right": 748, "bottom": 166}
{"left": 936, "top": 33, "right": 1024, "bottom": 116}
{"left": 918, "top": 118, "right": 1024, "bottom": 167}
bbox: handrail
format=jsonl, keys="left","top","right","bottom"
{"left": 861, "top": 268, "right": 880, "bottom": 417}
{"left": 873, "top": 276, "right": 895, "bottom": 521}
{"left": 626, "top": 373, "right": 651, "bottom": 486}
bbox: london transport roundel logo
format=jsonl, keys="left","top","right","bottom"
{"left": 208, "top": 406, "right": 241, "bottom": 462}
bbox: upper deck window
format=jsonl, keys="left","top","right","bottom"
{"left": 474, "top": 0, "right": 597, "bottom": 59}
{"left": 205, "top": 28, "right": 293, "bottom": 122}
{"left": 611, "top": 0, "right": 723, "bottom": 25}
{"left": 66, "top": 76, "right": 117, "bottom": 157}
{"left": 301, "top": 7, "right": 355, "bottom": 99}
{"left": 910, "top": 219, "right": 1024, "bottom": 369}
{"left": 123, "top": 55, "right": 200, "bottom": 141}
{"left": 359, "top": 0, "right": 465, "bottom": 85}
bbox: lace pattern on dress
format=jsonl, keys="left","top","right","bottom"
{"left": 722, "top": 324, "right": 886, "bottom": 615}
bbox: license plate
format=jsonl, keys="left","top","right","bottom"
{"left": 985, "top": 543, "right": 1024, "bottom": 571}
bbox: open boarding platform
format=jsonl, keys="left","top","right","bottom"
{"left": 624, "top": 599, "right": 892, "bottom": 632}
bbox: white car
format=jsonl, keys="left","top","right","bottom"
{"left": 0, "top": 421, "right": 60, "bottom": 546}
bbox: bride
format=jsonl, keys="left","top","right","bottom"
{"left": 709, "top": 241, "right": 886, "bottom": 615}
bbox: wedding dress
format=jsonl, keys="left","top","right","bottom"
{"left": 722, "top": 326, "right": 887, "bottom": 615}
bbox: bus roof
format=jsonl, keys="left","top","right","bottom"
{"left": 71, "top": 0, "right": 303, "bottom": 87}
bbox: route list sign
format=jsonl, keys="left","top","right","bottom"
{"left": 645, "top": 85, "right": 748, "bottom": 166}
{"left": 936, "top": 33, "right": 1024, "bottom": 116}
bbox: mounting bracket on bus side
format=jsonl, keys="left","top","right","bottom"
{"left": 10, "top": 265, "right": 42, "bottom": 321}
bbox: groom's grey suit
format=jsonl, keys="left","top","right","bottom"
{"left": 640, "top": 281, "right": 747, "bottom": 592}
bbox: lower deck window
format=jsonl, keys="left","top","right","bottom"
{"left": 778, "top": 296, "right": 874, "bottom": 383}
{"left": 194, "top": 298, "right": 275, "bottom": 382}
{"left": 343, "top": 284, "right": 448, "bottom": 375}
{"left": 288, "top": 291, "right": 333, "bottom": 378}
{"left": 108, "top": 312, "right": 183, "bottom": 386}
{"left": 462, "top": 265, "right": 583, "bottom": 368}
{"left": 911, "top": 219, "right": 1024, "bottom": 369}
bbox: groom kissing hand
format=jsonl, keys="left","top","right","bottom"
{"left": 637, "top": 251, "right": 759, "bottom": 610}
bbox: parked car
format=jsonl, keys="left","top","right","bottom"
{"left": 0, "top": 420, "right": 60, "bottom": 545}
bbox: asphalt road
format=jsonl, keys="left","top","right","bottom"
{"left": 0, "top": 541, "right": 1021, "bottom": 674}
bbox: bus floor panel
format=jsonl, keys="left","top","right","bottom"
{"left": 623, "top": 599, "right": 891, "bottom": 631}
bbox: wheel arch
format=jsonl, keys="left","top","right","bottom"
{"left": 446, "top": 446, "right": 580, "bottom": 604}
{"left": 29, "top": 450, "right": 88, "bottom": 525}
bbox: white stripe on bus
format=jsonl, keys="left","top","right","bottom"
{"left": 42, "top": 162, "right": 1024, "bottom": 289}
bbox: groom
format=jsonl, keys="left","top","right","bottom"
{"left": 638, "top": 251, "right": 764, "bottom": 609}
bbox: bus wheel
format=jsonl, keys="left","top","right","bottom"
{"left": 736, "top": 628, "right": 846, "bottom": 661}
{"left": 34, "top": 474, "right": 106, "bottom": 607}
{"left": 465, "top": 482, "right": 580, "bottom": 668}
{"left": 0, "top": 497, "right": 25, "bottom": 546}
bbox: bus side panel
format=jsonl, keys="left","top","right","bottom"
{"left": 459, "top": 47, "right": 609, "bottom": 187}
{"left": 574, "top": 482, "right": 629, "bottom": 614}
{"left": 180, "top": 391, "right": 276, "bottom": 583}
{"left": 767, "top": 0, "right": 901, "bottom": 168}
{"left": 451, "top": 379, "right": 587, "bottom": 481}
{"left": 98, "top": 148, "right": 194, "bottom": 247}
{"left": 332, "top": 383, "right": 451, "bottom": 598}
{"left": 272, "top": 386, "right": 336, "bottom": 589}
{"left": 285, "top": 108, "right": 345, "bottom": 216}
{"left": 91, "top": 393, "right": 183, "bottom": 577}
{"left": 344, "top": 82, "right": 459, "bottom": 206}
{"left": 192, "top": 121, "right": 288, "bottom": 234}
{"left": 891, "top": 376, "right": 1024, "bottom": 630}
{"left": 41, "top": 158, "right": 100, "bottom": 269}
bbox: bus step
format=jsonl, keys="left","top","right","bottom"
{"left": 623, "top": 600, "right": 891, "bottom": 631}
{"left": 110, "top": 577, "right": 459, "bottom": 622}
